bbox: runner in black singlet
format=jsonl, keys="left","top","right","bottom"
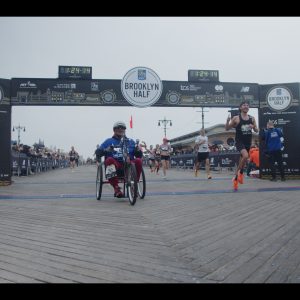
{"left": 69, "top": 146, "right": 78, "bottom": 170}
{"left": 225, "top": 101, "right": 258, "bottom": 190}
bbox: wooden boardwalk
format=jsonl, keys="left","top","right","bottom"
{"left": 0, "top": 165, "right": 300, "bottom": 283}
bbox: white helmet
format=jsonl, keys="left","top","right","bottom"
{"left": 113, "top": 121, "right": 126, "bottom": 129}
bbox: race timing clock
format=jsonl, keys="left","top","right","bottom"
{"left": 58, "top": 66, "right": 92, "bottom": 79}
{"left": 188, "top": 70, "right": 219, "bottom": 82}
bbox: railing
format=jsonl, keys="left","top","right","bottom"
{"left": 11, "top": 152, "right": 70, "bottom": 176}
{"left": 169, "top": 151, "right": 240, "bottom": 171}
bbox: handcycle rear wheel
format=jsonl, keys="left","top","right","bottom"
{"left": 137, "top": 167, "right": 146, "bottom": 199}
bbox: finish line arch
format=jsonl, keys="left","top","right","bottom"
{"left": 1, "top": 69, "right": 299, "bottom": 184}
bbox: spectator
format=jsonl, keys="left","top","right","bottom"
{"left": 262, "top": 121, "right": 285, "bottom": 181}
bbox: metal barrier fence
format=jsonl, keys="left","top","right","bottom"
{"left": 169, "top": 151, "right": 240, "bottom": 171}
{"left": 142, "top": 151, "right": 240, "bottom": 172}
{"left": 11, "top": 152, "right": 70, "bottom": 176}
{"left": 143, "top": 151, "right": 240, "bottom": 171}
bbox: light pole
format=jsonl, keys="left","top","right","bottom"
{"left": 12, "top": 124, "right": 25, "bottom": 146}
{"left": 158, "top": 117, "right": 172, "bottom": 137}
{"left": 196, "top": 107, "right": 209, "bottom": 129}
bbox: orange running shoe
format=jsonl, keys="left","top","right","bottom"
{"left": 237, "top": 171, "right": 244, "bottom": 184}
{"left": 232, "top": 177, "right": 238, "bottom": 191}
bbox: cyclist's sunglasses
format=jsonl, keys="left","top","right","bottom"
{"left": 114, "top": 126, "right": 126, "bottom": 130}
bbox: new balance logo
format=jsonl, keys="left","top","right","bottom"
{"left": 240, "top": 86, "right": 250, "bottom": 92}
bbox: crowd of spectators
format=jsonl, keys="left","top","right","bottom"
{"left": 11, "top": 141, "right": 81, "bottom": 176}
{"left": 11, "top": 142, "right": 69, "bottom": 161}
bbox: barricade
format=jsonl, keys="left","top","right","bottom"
{"left": 11, "top": 153, "right": 69, "bottom": 176}
{"left": 170, "top": 151, "right": 240, "bottom": 172}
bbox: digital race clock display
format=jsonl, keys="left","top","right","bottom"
{"left": 188, "top": 70, "right": 219, "bottom": 82}
{"left": 58, "top": 66, "right": 92, "bottom": 79}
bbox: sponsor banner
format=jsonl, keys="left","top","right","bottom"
{"left": 218, "top": 153, "right": 240, "bottom": 168}
{"left": 170, "top": 152, "right": 240, "bottom": 168}
{"left": 170, "top": 154, "right": 196, "bottom": 168}
{"left": 10, "top": 78, "right": 125, "bottom": 106}
{"left": 0, "top": 79, "right": 11, "bottom": 182}
{"left": 155, "top": 81, "right": 259, "bottom": 108}
{"left": 259, "top": 83, "right": 300, "bottom": 177}
{"left": 10, "top": 77, "right": 259, "bottom": 108}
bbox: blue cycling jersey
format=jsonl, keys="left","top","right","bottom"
{"left": 98, "top": 136, "right": 136, "bottom": 162}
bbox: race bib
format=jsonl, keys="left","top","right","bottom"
{"left": 105, "top": 164, "right": 117, "bottom": 179}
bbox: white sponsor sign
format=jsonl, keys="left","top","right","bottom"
{"left": 121, "top": 67, "right": 162, "bottom": 107}
{"left": 267, "top": 87, "right": 292, "bottom": 111}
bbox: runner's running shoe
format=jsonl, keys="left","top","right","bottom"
{"left": 232, "top": 177, "right": 238, "bottom": 191}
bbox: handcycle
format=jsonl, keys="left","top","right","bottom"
{"left": 96, "top": 138, "right": 146, "bottom": 205}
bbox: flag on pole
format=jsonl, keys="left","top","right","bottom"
{"left": 129, "top": 115, "right": 133, "bottom": 129}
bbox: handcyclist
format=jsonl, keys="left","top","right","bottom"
{"left": 95, "top": 121, "right": 143, "bottom": 198}
{"left": 225, "top": 101, "right": 258, "bottom": 191}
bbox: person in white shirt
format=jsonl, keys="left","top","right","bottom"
{"left": 194, "top": 128, "right": 212, "bottom": 179}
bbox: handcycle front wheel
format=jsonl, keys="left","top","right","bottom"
{"left": 126, "top": 163, "right": 138, "bottom": 206}
{"left": 96, "top": 163, "right": 104, "bottom": 200}
{"left": 137, "top": 167, "right": 146, "bottom": 199}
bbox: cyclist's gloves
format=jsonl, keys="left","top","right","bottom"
{"left": 95, "top": 147, "right": 107, "bottom": 158}
{"left": 95, "top": 145, "right": 115, "bottom": 159}
{"left": 95, "top": 148, "right": 104, "bottom": 161}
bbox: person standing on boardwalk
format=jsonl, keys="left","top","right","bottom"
{"left": 194, "top": 128, "right": 212, "bottom": 179}
{"left": 262, "top": 121, "right": 286, "bottom": 181}
{"left": 225, "top": 101, "right": 258, "bottom": 191}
